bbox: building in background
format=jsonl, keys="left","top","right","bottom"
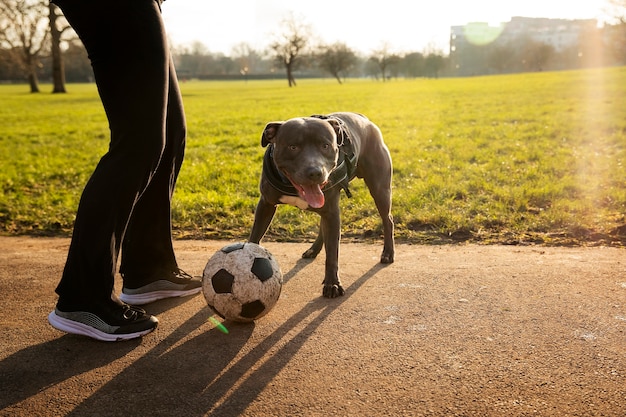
{"left": 449, "top": 17, "right": 606, "bottom": 76}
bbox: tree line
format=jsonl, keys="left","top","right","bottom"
{"left": 173, "top": 40, "right": 447, "bottom": 83}
{"left": 1, "top": 0, "right": 625, "bottom": 93}
{"left": 0, "top": 1, "right": 447, "bottom": 92}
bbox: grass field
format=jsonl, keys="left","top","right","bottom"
{"left": 1, "top": 67, "right": 625, "bottom": 245}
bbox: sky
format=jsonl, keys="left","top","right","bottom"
{"left": 161, "top": 0, "right": 613, "bottom": 55}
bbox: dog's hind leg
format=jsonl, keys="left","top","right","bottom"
{"left": 373, "top": 189, "right": 395, "bottom": 264}
{"left": 363, "top": 166, "right": 395, "bottom": 264}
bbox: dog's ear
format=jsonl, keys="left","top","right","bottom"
{"left": 261, "top": 122, "right": 283, "bottom": 147}
{"left": 325, "top": 118, "right": 345, "bottom": 145}
{"left": 326, "top": 119, "right": 341, "bottom": 136}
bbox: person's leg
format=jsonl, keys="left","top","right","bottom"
{"left": 49, "top": 0, "right": 169, "bottom": 340}
{"left": 118, "top": 59, "right": 202, "bottom": 305}
{"left": 119, "top": 60, "right": 185, "bottom": 282}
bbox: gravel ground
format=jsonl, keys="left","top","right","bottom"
{"left": 1, "top": 236, "right": 625, "bottom": 416}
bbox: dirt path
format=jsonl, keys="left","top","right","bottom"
{"left": 1, "top": 236, "right": 625, "bottom": 416}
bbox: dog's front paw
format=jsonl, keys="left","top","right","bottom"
{"left": 302, "top": 248, "right": 320, "bottom": 259}
{"left": 380, "top": 251, "right": 394, "bottom": 264}
{"left": 322, "top": 283, "right": 345, "bottom": 298}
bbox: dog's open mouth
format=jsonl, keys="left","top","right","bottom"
{"left": 284, "top": 173, "right": 327, "bottom": 208}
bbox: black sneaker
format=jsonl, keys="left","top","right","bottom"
{"left": 48, "top": 304, "right": 158, "bottom": 342}
{"left": 119, "top": 269, "right": 202, "bottom": 305}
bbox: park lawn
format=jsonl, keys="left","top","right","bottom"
{"left": 1, "top": 67, "right": 625, "bottom": 245}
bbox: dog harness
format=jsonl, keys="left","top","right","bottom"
{"left": 263, "top": 116, "right": 357, "bottom": 199}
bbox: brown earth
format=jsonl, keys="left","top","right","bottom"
{"left": 0, "top": 236, "right": 624, "bottom": 417}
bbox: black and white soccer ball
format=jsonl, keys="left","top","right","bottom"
{"left": 202, "top": 242, "right": 283, "bottom": 322}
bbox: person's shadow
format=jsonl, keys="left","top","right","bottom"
{"left": 1, "top": 260, "right": 388, "bottom": 417}
{"left": 0, "top": 330, "right": 140, "bottom": 409}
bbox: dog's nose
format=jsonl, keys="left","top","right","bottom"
{"left": 306, "top": 167, "right": 324, "bottom": 182}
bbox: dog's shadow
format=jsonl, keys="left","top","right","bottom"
{"left": 2, "top": 259, "right": 389, "bottom": 416}
{"left": 67, "top": 260, "right": 388, "bottom": 416}
{"left": 281, "top": 256, "right": 315, "bottom": 285}
{"left": 204, "top": 261, "right": 391, "bottom": 416}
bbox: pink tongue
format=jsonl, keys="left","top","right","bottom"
{"left": 300, "top": 184, "right": 325, "bottom": 208}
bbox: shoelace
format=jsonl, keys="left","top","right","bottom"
{"left": 122, "top": 304, "right": 146, "bottom": 320}
{"left": 174, "top": 269, "right": 194, "bottom": 280}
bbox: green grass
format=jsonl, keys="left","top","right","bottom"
{"left": 1, "top": 67, "right": 625, "bottom": 245}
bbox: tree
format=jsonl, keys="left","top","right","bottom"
{"left": 316, "top": 42, "right": 357, "bottom": 84}
{"left": 48, "top": 1, "right": 73, "bottom": 93}
{"left": 519, "top": 40, "right": 554, "bottom": 72}
{"left": 423, "top": 53, "right": 445, "bottom": 78}
{"left": 62, "top": 40, "right": 91, "bottom": 82}
{"left": 176, "top": 41, "right": 213, "bottom": 78}
{"left": 369, "top": 44, "right": 400, "bottom": 81}
{"left": 0, "top": 0, "right": 49, "bottom": 92}
{"left": 401, "top": 52, "right": 425, "bottom": 78}
{"left": 0, "top": 46, "right": 21, "bottom": 79}
{"left": 269, "top": 13, "right": 311, "bottom": 87}
{"left": 231, "top": 42, "right": 253, "bottom": 77}
{"left": 606, "top": 0, "right": 626, "bottom": 64}
{"left": 605, "top": 22, "right": 626, "bottom": 64}
{"left": 487, "top": 44, "right": 516, "bottom": 73}
{"left": 608, "top": 0, "right": 626, "bottom": 22}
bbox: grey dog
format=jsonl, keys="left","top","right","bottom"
{"left": 249, "top": 112, "right": 395, "bottom": 298}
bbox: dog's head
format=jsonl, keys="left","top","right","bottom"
{"left": 261, "top": 117, "right": 344, "bottom": 208}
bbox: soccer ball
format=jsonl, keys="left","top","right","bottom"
{"left": 202, "top": 242, "right": 283, "bottom": 322}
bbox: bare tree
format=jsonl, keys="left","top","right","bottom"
{"left": 316, "top": 42, "right": 357, "bottom": 84}
{"left": 232, "top": 42, "right": 263, "bottom": 78}
{"left": 607, "top": 0, "right": 626, "bottom": 22}
{"left": 48, "top": 1, "right": 74, "bottom": 93}
{"left": 606, "top": 0, "right": 626, "bottom": 63}
{"left": 369, "top": 44, "right": 400, "bottom": 81}
{"left": 269, "top": 12, "right": 311, "bottom": 87}
{"left": 0, "top": 0, "right": 50, "bottom": 92}
{"left": 48, "top": 1, "right": 64, "bottom": 92}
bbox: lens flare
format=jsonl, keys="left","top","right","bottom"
{"left": 464, "top": 22, "right": 505, "bottom": 46}
{"left": 209, "top": 315, "right": 229, "bottom": 334}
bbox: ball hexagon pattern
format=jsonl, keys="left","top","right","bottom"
{"left": 202, "top": 242, "right": 283, "bottom": 322}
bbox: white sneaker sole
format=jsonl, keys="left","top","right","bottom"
{"left": 48, "top": 310, "right": 156, "bottom": 342}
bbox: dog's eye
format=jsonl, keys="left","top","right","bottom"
{"left": 321, "top": 143, "right": 330, "bottom": 150}
{"left": 288, "top": 145, "right": 298, "bottom": 151}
